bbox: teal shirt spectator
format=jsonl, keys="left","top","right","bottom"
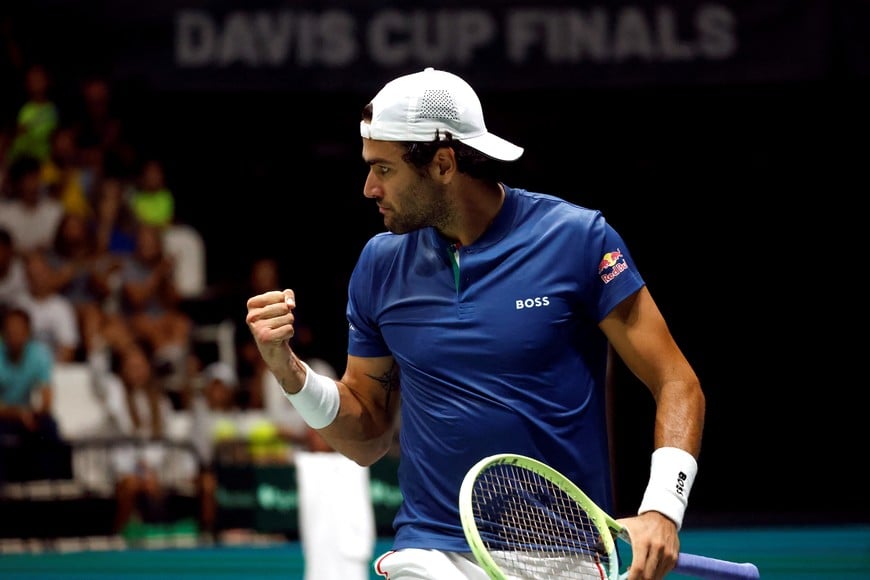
{"left": 0, "top": 337, "right": 54, "bottom": 406}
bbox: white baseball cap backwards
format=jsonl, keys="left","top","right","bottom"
{"left": 360, "top": 67, "right": 524, "bottom": 162}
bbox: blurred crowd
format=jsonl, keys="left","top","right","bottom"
{"left": 0, "top": 63, "right": 338, "bottom": 542}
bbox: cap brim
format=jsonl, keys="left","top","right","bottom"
{"left": 459, "top": 133, "right": 524, "bottom": 161}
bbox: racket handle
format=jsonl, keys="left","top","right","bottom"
{"left": 675, "top": 552, "right": 760, "bottom": 579}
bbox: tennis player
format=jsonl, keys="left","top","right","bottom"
{"left": 246, "top": 68, "right": 705, "bottom": 580}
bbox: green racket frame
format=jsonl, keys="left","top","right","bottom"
{"left": 459, "top": 453, "right": 621, "bottom": 579}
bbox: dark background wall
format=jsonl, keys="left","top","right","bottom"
{"left": 2, "top": 1, "right": 866, "bottom": 526}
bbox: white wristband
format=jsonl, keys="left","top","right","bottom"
{"left": 283, "top": 361, "right": 340, "bottom": 429}
{"left": 637, "top": 447, "right": 698, "bottom": 530}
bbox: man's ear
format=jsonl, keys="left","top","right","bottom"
{"left": 432, "top": 146, "right": 457, "bottom": 180}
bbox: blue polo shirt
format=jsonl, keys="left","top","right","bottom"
{"left": 347, "top": 185, "right": 645, "bottom": 551}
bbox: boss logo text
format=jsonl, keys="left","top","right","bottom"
{"left": 516, "top": 297, "right": 550, "bottom": 309}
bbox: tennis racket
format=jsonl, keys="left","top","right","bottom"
{"left": 459, "top": 453, "right": 760, "bottom": 579}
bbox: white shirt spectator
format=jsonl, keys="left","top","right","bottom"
{"left": 0, "top": 197, "right": 64, "bottom": 254}
{"left": 0, "top": 257, "right": 27, "bottom": 306}
{"left": 16, "top": 293, "right": 80, "bottom": 359}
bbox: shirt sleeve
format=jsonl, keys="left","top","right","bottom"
{"left": 346, "top": 236, "right": 391, "bottom": 358}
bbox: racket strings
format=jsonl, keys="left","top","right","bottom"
{"left": 471, "top": 464, "right": 615, "bottom": 579}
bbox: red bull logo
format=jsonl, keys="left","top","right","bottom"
{"left": 597, "top": 249, "right": 628, "bottom": 284}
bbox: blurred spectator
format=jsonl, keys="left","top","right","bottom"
{"left": 189, "top": 361, "right": 242, "bottom": 459}
{"left": 0, "top": 154, "right": 64, "bottom": 254}
{"left": 72, "top": 74, "right": 137, "bottom": 180}
{"left": 18, "top": 251, "right": 80, "bottom": 362}
{"left": 5, "top": 63, "right": 58, "bottom": 165}
{"left": 93, "top": 175, "right": 137, "bottom": 256}
{"left": 0, "top": 305, "right": 69, "bottom": 483}
{"left": 44, "top": 212, "right": 121, "bottom": 356}
{"left": 130, "top": 159, "right": 174, "bottom": 229}
{"left": 86, "top": 306, "right": 136, "bottom": 377}
{"left": 0, "top": 227, "right": 27, "bottom": 307}
{"left": 97, "top": 340, "right": 182, "bottom": 534}
{"left": 189, "top": 360, "right": 244, "bottom": 536}
{"left": 118, "top": 222, "right": 192, "bottom": 388}
{"left": 40, "top": 125, "right": 95, "bottom": 217}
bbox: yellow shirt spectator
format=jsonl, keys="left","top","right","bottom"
{"left": 131, "top": 188, "right": 174, "bottom": 227}
{"left": 130, "top": 159, "right": 174, "bottom": 227}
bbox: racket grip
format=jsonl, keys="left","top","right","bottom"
{"left": 675, "top": 552, "right": 760, "bottom": 579}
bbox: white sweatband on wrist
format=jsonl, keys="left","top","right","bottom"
{"left": 283, "top": 361, "right": 340, "bottom": 429}
{"left": 637, "top": 446, "right": 698, "bottom": 530}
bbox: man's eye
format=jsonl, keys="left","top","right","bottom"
{"left": 378, "top": 166, "right": 390, "bottom": 176}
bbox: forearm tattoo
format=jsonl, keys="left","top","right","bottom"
{"left": 367, "top": 363, "right": 400, "bottom": 411}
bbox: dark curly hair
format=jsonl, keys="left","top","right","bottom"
{"left": 361, "top": 103, "right": 507, "bottom": 182}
